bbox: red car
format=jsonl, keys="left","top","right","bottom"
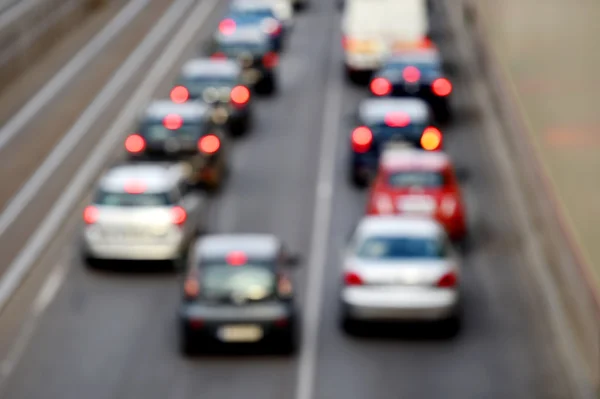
{"left": 365, "top": 145, "right": 467, "bottom": 241}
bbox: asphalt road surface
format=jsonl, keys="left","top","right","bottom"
{"left": 0, "top": 0, "right": 573, "bottom": 398}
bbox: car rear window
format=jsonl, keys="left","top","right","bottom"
{"left": 388, "top": 171, "right": 444, "bottom": 187}
{"left": 384, "top": 61, "right": 441, "bottom": 75}
{"left": 356, "top": 235, "right": 446, "bottom": 259}
{"left": 93, "top": 190, "right": 173, "bottom": 207}
{"left": 141, "top": 122, "right": 201, "bottom": 141}
{"left": 200, "top": 263, "right": 277, "bottom": 302}
{"left": 230, "top": 9, "right": 275, "bottom": 21}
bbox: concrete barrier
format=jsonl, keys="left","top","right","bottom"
{"left": 0, "top": 0, "right": 109, "bottom": 91}
{"left": 446, "top": 0, "right": 600, "bottom": 393}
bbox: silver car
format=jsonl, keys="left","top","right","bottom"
{"left": 339, "top": 215, "right": 462, "bottom": 336}
{"left": 80, "top": 162, "right": 206, "bottom": 267}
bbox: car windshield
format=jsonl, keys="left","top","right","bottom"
{"left": 388, "top": 171, "right": 445, "bottom": 187}
{"left": 200, "top": 263, "right": 277, "bottom": 302}
{"left": 93, "top": 190, "right": 173, "bottom": 207}
{"left": 177, "top": 76, "right": 236, "bottom": 98}
{"left": 140, "top": 122, "right": 201, "bottom": 141}
{"left": 356, "top": 235, "right": 446, "bottom": 259}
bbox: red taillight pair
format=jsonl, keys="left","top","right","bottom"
{"left": 170, "top": 85, "right": 250, "bottom": 106}
{"left": 124, "top": 134, "right": 220, "bottom": 154}
{"left": 369, "top": 76, "right": 452, "bottom": 97}
{"left": 343, "top": 270, "right": 458, "bottom": 287}
{"left": 350, "top": 126, "right": 443, "bottom": 152}
{"left": 83, "top": 205, "right": 186, "bottom": 225}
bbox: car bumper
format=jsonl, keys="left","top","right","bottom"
{"left": 82, "top": 235, "right": 184, "bottom": 261}
{"left": 341, "top": 287, "right": 460, "bottom": 321}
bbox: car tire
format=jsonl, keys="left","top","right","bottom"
{"left": 179, "top": 326, "right": 197, "bottom": 356}
{"left": 340, "top": 315, "right": 359, "bottom": 335}
{"left": 278, "top": 332, "right": 298, "bottom": 355}
{"left": 256, "top": 75, "right": 277, "bottom": 96}
{"left": 229, "top": 114, "right": 250, "bottom": 137}
{"left": 348, "top": 168, "right": 368, "bottom": 188}
{"left": 441, "top": 314, "right": 462, "bottom": 338}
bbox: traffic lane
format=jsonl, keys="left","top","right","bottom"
{"left": 310, "top": 31, "right": 571, "bottom": 399}
{"left": 0, "top": 0, "right": 177, "bottom": 213}
{"left": 0, "top": 2, "right": 338, "bottom": 398}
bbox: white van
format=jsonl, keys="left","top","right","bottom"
{"left": 341, "top": 0, "right": 430, "bottom": 82}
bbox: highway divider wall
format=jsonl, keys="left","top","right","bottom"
{"left": 0, "top": 0, "right": 109, "bottom": 91}
{"left": 452, "top": 0, "right": 600, "bottom": 393}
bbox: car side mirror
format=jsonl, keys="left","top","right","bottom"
{"left": 455, "top": 167, "right": 470, "bottom": 182}
{"left": 286, "top": 253, "right": 301, "bottom": 266}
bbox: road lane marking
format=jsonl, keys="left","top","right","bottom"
{"left": 0, "top": 0, "right": 194, "bottom": 240}
{"left": 294, "top": 22, "right": 344, "bottom": 399}
{"left": 0, "top": 0, "right": 221, "bottom": 314}
{"left": 0, "top": 0, "right": 150, "bottom": 152}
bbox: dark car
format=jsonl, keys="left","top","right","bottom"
{"left": 170, "top": 58, "right": 254, "bottom": 137}
{"left": 124, "top": 100, "right": 230, "bottom": 192}
{"left": 369, "top": 49, "right": 453, "bottom": 123}
{"left": 179, "top": 234, "right": 301, "bottom": 355}
{"left": 348, "top": 97, "right": 442, "bottom": 187}
{"left": 204, "top": 26, "right": 279, "bottom": 95}
{"left": 219, "top": 8, "right": 285, "bottom": 53}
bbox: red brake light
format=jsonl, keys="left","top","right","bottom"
{"left": 384, "top": 111, "right": 410, "bottom": 127}
{"left": 402, "top": 66, "right": 421, "bottom": 83}
{"left": 211, "top": 52, "right": 226, "bottom": 60}
{"left": 163, "top": 113, "right": 183, "bottom": 130}
{"left": 230, "top": 85, "right": 250, "bottom": 105}
{"left": 124, "top": 180, "right": 146, "bottom": 194}
{"left": 125, "top": 134, "right": 145, "bottom": 153}
{"left": 351, "top": 126, "right": 373, "bottom": 153}
{"left": 170, "top": 86, "right": 189, "bottom": 103}
{"left": 420, "top": 126, "right": 443, "bottom": 151}
{"left": 437, "top": 271, "right": 457, "bottom": 288}
{"left": 198, "top": 134, "right": 221, "bottom": 154}
{"left": 432, "top": 78, "right": 452, "bottom": 96}
{"left": 344, "top": 271, "right": 363, "bottom": 286}
{"left": 83, "top": 206, "right": 99, "bottom": 224}
{"left": 171, "top": 206, "right": 187, "bottom": 226}
{"left": 263, "top": 52, "right": 278, "bottom": 68}
{"left": 226, "top": 251, "right": 247, "bottom": 266}
{"left": 370, "top": 78, "right": 392, "bottom": 96}
{"left": 219, "top": 18, "right": 236, "bottom": 35}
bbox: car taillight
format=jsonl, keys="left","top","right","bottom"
{"left": 374, "top": 194, "right": 394, "bottom": 214}
{"left": 440, "top": 195, "right": 457, "bottom": 217}
{"left": 198, "top": 134, "right": 221, "bottom": 154}
{"left": 351, "top": 126, "right": 373, "bottom": 153}
{"left": 125, "top": 134, "right": 145, "bottom": 153}
{"left": 211, "top": 52, "right": 226, "bottom": 60}
{"left": 370, "top": 77, "right": 392, "bottom": 96}
{"left": 420, "top": 127, "right": 442, "bottom": 151}
{"left": 432, "top": 78, "right": 452, "bottom": 96}
{"left": 184, "top": 277, "right": 200, "bottom": 299}
{"left": 230, "top": 85, "right": 250, "bottom": 106}
{"left": 402, "top": 66, "right": 421, "bottom": 83}
{"left": 344, "top": 271, "right": 363, "bottom": 286}
{"left": 262, "top": 52, "right": 278, "bottom": 68}
{"left": 437, "top": 271, "right": 457, "bottom": 288}
{"left": 171, "top": 206, "right": 187, "bottom": 226}
{"left": 342, "top": 35, "right": 348, "bottom": 49}
{"left": 170, "top": 86, "right": 189, "bottom": 103}
{"left": 83, "top": 206, "right": 99, "bottom": 224}
{"left": 274, "top": 317, "right": 288, "bottom": 327}
{"left": 219, "top": 18, "right": 236, "bottom": 35}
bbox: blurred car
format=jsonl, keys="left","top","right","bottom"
{"left": 205, "top": 26, "right": 279, "bottom": 95}
{"left": 179, "top": 234, "right": 301, "bottom": 355}
{"left": 230, "top": 0, "right": 293, "bottom": 44}
{"left": 170, "top": 58, "right": 254, "bottom": 137}
{"left": 341, "top": 0, "right": 430, "bottom": 82}
{"left": 124, "top": 100, "right": 229, "bottom": 191}
{"left": 80, "top": 163, "right": 205, "bottom": 267}
{"left": 220, "top": 6, "right": 286, "bottom": 53}
{"left": 365, "top": 145, "right": 467, "bottom": 241}
{"left": 348, "top": 97, "right": 442, "bottom": 187}
{"left": 369, "top": 49, "right": 453, "bottom": 123}
{"left": 339, "top": 215, "right": 462, "bottom": 336}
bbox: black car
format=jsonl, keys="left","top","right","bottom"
{"left": 170, "top": 58, "right": 254, "bottom": 137}
{"left": 348, "top": 97, "right": 442, "bottom": 187}
{"left": 124, "top": 100, "right": 229, "bottom": 191}
{"left": 179, "top": 234, "right": 301, "bottom": 355}
{"left": 369, "top": 49, "right": 453, "bottom": 123}
{"left": 203, "top": 26, "right": 279, "bottom": 95}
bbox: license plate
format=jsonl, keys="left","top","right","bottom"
{"left": 217, "top": 325, "right": 263, "bottom": 342}
{"left": 398, "top": 196, "right": 436, "bottom": 214}
{"left": 242, "top": 70, "right": 261, "bottom": 85}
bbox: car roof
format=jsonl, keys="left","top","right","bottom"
{"left": 380, "top": 146, "right": 451, "bottom": 171}
{"left": 359, "top": 98, "right": 430, "bottom": 124}
{"left": 98, "top": 163, "right": 189, "bottom": 193}
{"left": 387, "top": 49, "right": 441, "bottom": 65}
{"left": 356, "top": 215, "right": 444, "bottom": 238}
{"left": 180, "top": 58, "right": 241, "bottom": 78}
{"left": 194, "top": 234, "right": 281, "bottom": 260}
{"left": 230, "top": 0, "right": 275, "bottom": 11}
{"left": 143, "top": 100, "right": 209, "bottom": 121}
{"left": 215, "top": 26, "right": 269, "bottom": 44}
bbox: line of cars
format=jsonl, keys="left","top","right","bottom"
{"left": 79, "top": 0, "right": 309, "bottom": 355}
{"left": 337, "top": 0, "right": 469, "bottom": 337}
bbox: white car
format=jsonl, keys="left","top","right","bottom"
{"left": 80, "top": 162, "right": 206, "bottom": 268}
{"left": 339, "top": 215, "right": 462, "bottom": 336}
